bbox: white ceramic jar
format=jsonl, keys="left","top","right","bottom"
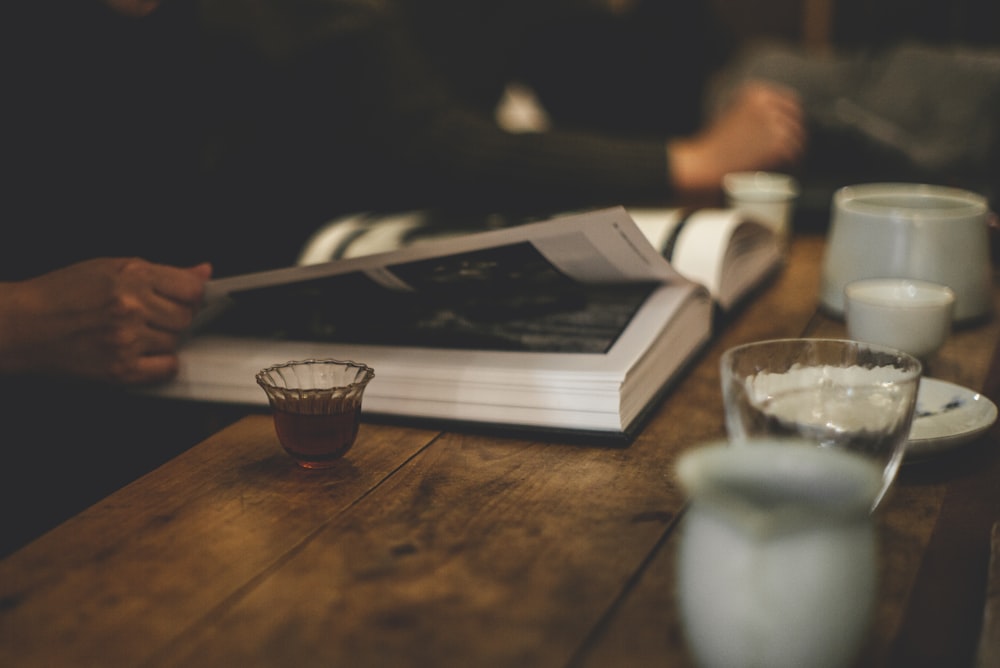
{"left": 820, "top": 183, "right": 992, "bottom": 322}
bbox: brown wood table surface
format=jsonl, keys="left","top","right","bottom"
{"left": 2, "top": 233, "right": 998, "bottom": 668}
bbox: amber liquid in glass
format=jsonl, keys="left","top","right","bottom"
{"left": 273, "top": 406, "right": 361, "bottom": 467}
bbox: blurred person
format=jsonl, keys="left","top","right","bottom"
{"left": 714, "top": 41, "right": 1000, "bottom": 210}
{"left": 199, "top": 0, "right": 806, "bottom": 224}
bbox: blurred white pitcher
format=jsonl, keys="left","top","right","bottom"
{"left": 676, "top": 441, "right": 881, "bottom": 668}
{"left": 820, "top": 183, "right": 992, "bottom": 322}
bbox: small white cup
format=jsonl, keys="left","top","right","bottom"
{"left": 845, "top": 278, "right": 956, "bottom": 359}
{"left": 723, "top": 171, "right": 800, "bottom": 246}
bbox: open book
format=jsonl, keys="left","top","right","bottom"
{"left": 297, "top": 206, "right": 780, "bottom": 311}
{"left": 153, "top": 206, "right": 781, "bottom": 442}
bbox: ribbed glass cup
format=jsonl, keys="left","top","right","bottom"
{"left": 256, "top": 359, "right": 375, "bottom": 468}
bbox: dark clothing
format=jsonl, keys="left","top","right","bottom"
{"left": 200, "top": 0, "right": 732, "bottom": 219}
{"left": 0, "top": 0, "right": 315, "bottom": 279}
{"left": 0, "top": 1, "right": 250, "bottom": 557}
{"left": 1, "top": 1, "right": 206, "bottom": 278}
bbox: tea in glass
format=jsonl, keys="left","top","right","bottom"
{"left": 256, "top": 359, "right": 375, "bottom": 468}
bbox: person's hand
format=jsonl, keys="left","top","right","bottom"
{"left": 100, "top": 0, "right": 163, "bottom": 18}
{"left": 668, "top": 81, "right": 806, "bottom": 195}
{"left": 605, "top": 0, "right": 640, "bottom": 15}
{"left": 0, "top": 258, "right": 212, "bottom": 385}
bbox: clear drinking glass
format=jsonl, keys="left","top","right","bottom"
{"left": 719, "top": 338, "right": 922, "bottom": 509}
{"left": 256, "top": 359, "right": 375, "bottom": 468}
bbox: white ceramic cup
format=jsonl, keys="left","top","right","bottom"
{"left": 820, "top": 183, "right": 992, "bottom": 322}
{"left": 845, "top": 278, "right": 956, "bottom": 359}
{"left": 723, "top": 171, "right": 800, "bottom": 246}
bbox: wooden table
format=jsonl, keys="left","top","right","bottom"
{"left": 2, "top": 233, "right": 998, "bottom": 667}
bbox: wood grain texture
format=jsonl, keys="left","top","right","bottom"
{"left": 0, "top": 418, "right": 439, "bottom": 667}
{"left": 1, "top": 233, "right": 997, "bottom": 668}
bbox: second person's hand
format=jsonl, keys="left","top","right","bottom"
{"left": 668, "top": 80, "right": 806, "bottom": 195}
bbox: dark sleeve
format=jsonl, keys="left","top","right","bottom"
{"left": 205, "top": 0, "right": 676, "bottom": 212}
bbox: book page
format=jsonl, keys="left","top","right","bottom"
{"left": 204, "top": 278, "right": 661, "bottom": 356}
{"left": 296, "top": 207, "right": 778, "bottom": 310}
{"left": 624, "top": 208, "right": 688, "bottom": 256}
{"left": 671, "top": 210, "right": 781, "bottom": 309}
{"left": 206, "top": 207, "right": 685, "bottom": 301}
{"left": 197, "top": 208, "right": 697, "bottom": 359}
{"left": 669, "top": 210, "right": 735, "bottom": 297}
{"left": 300, "top": 208, "right": 693, "bottom": 267}
{"left": 626, "top": 207, "right": 782, "bottom": 309}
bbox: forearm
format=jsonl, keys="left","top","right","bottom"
{"left": 409, "top": 108, "right": 673, "bottom": 204}
{"left": 0, "top": 281, "right": 46, "bottom": 376}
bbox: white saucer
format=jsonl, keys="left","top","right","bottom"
{"left": 906, "top": 377, "right": 998, "bottom": 459}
